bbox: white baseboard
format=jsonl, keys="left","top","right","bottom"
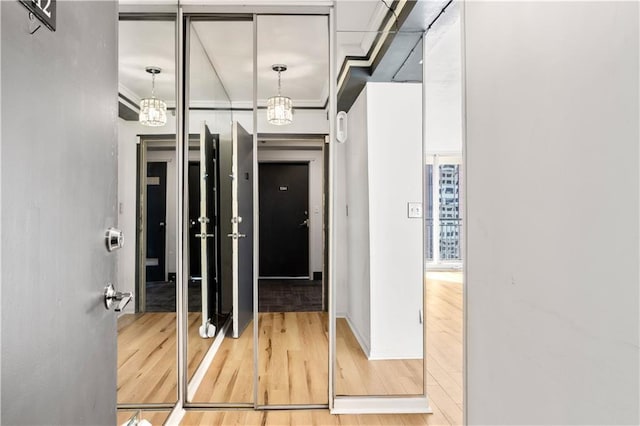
{"left": 332, "top": 396, "right": 432, "bottom": 414}
{"left": 368, "top": 353, "right": 423, "bottom": 360}
{"left": 343, "top": 315, "right": 371, "bottom": 358}
{"left": 186, "top": 316, "right": 231, "bottom": 401}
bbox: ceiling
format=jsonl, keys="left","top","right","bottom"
{"left": 118, "top": 1, "right": 388, "bottom": 109}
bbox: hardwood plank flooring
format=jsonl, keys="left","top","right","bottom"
{"left": 191, "top": 319, "right": 254, "bottom": 403}
{"left": 180, "top": 409, "right": 450, "bottom": 425}
{"left": 192, "top": 312, "right": 328, "bottom": 405}
{"left": 117, "top": 312, "right": 213, "bottom": 404}
{"left": 336, "top": 318, "right": 423, "bottom": 395}
{"left": 119, "top": 273, "right": 463, "bottom": 426}
{"left": 424, "top": 273, "right": 463, "bottom": 426}
{"left": 257, "top": 312, "right": 328, "bottom": 405}
{"left": 334, "top": 273, "right": 463, "bottom": 425}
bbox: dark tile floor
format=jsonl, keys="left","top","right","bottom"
{"left": 258, "top": 279, "right": 323, "bottom": 312}
{"left": 145, "top": 280, "right": 202, "bottom": 312}
{"left": 144, "top": 279, "right": 323, "bottom": 313}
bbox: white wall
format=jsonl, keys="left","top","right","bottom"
{"left": 465, "top": 2, "right": 639, "bottom": 424}
{"left": 366, "top": 83, "right": 423, "bottom": 359}
{"left": 258, "top": 148, "right": 324, "bottom": 276}
{"left": 338, "top": 83, "right": 424, "bottom": 359}
{"left": 342, "top": 87, "right": 371, "bottom": 353}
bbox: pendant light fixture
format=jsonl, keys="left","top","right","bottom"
{"left": 139, "top": 66, "right": 167, "bottom": 127}
{"left": 267, "top": 64, "right": 293, "bottom": 126}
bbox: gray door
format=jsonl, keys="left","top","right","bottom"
{"left": 1, "top": 2, "right": 118, "bottom": 425}
{"left": 231, "top": 122, "right": 254, "bottom": 338}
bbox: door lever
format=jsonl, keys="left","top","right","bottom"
{"left": 299, "top": 219, "right": 309, "bottom": 227}
{"left": 227, "top": 233, "right": 247, "bottom": 239}
{"left": 196, "top": 233, "right": 214, "bottom": 239}
{"left": 104, "top": 283, "right": 133, "bottom": 312}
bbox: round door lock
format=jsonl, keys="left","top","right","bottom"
{"left": 105, "top": 228, "right": 124, "bottom": 252}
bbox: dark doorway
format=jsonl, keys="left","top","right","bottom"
{"left": 259, "top": 162, "right": 310, "bottom": 278}
{"left": 188, "top": 161, "right": 202, "bottom": 282}
{"left": 146, "top": 162, "right": 167, "bottom": 282}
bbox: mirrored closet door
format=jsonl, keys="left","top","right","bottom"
{"left": 184, "top": 15, "right": 256, "bottom": 406}
{"left": 255, "top": 14, "right": 330, "bottom": 407}
{"left": 117, "top": 13, "right": 178, "bottom": 409}
{"left": 333, "top": 27, "right": 426, "bottom": 399}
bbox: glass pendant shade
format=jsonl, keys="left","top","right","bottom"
{"left": 139, "top": 66, "right": 167, "bottom": 127}
{"left": 267, "top": 64, "right": 293, "bottom": 126}
{"left": 267, "top": 95, "right": 293, "bottom": 125}
{"left": 139, "top": 97, "right": 167, "bottom": 127}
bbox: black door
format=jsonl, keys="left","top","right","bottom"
{"left": 200, "top": 127, "right": 223, "bottom": 329}
{"left": 188, "top": 162, "right": 202, "bottom": 282}
{"left": 146, "top": 162, "right": 167, "bottom": 282}
{"left": 259, "top": 163, "right": 309, "bottom": 277}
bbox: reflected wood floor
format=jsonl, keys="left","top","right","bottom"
{"left": 193, "top": 312, "right": 328, "bottom": 405}
{"left": 192, "top": 319, "right": 254, "bottom": 403}
{"left": 257, "top": 312, "right": 328, "bottom": 405}
{"left": 425, "top": 273, "right": 463, "bottom": 426}
{"left": 336, "top": 319, "right": 423, "bottom": 395}
{"left": 333, "top": 274, "right": 462, "bottom": 424}
{"left": 117, "top": 312, "right": 211, "bottom": 404}
{"left": 119, "top": 274, "right": 462, "bottom": 425}
{"left": 181, "top": 409, "right": 449, "bottom": 425}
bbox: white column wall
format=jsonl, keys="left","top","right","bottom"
{"left": 343, "top": 87, "right": 372, "bottom": 353}
{"left": 464, "top": 2, "right": 639, "bottom": 424}
{"left": 366, "top": 83, "right": 423, "bottom": 359}
{"left": 338, "top": 83, "right": 423, "bottom": 358}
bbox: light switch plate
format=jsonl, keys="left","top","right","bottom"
{"left": 408, "top": 202, "right": 423, "bottom": 218}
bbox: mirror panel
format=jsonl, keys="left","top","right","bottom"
{"left": 334, "top": 29, "right": 425, "bottom": 397}
{"left": 423, "top": 1, "right": 465, "bottom": 419}
{"left": 117, "top": 18, "right": 178, "bottom": 405}
{"left": 256, "top": 14, "right": 330, "bottom": 406}
{"left": 186, "top": 18, "right": 256, "bottom": 404}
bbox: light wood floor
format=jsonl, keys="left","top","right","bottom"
{"left": 336, "top": 318, "right": 423, "bottom": 395}
{"left": 192, "top": 312, "right": 328, "bottom": 405}
{"left": 191, "top": 318, "right": 254, "bottom": 403}
{"left": 424, "top": 273, "right": 463, "bottom": 426}
{"left": 180, "top": 409, "right": 449, "bottom": 425}
{"left": 119, "top": 274, "right": 463, "bottom": 425}
{"left": 257, "top": 312, "right": 328, "bottom": 405}
{"left": 117, "top": 312, "right": 212, "bottom": 404}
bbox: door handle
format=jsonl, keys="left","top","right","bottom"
{"left": 227, "top": 233, "right": 246, "bottom": 239}
{"left": 299, "top": 219, "right": 309, "bottom": 227}
{"left": 104, "top": 283, "right": 133, "bottom": 312}
{"left": 196, "top": 233, "right": 214, "bottom": 239}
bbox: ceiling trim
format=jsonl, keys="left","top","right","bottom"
{"left": 337, "top": 0, "right": 447, "bottom": 112}
{"left": 336, "top": 0, "right": 414, "bottom": 95}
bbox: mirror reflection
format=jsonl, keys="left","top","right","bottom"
{"left": 186, "top": 18, "right": 255, "bottom": 404}
{"left": 117, "top": 18, "right": 178, "bottom": 405}
{"left": 334, "top": 30, "right": 425, "bottom": 396}
{"left": 255, "top": 14, "right": 330, "bottom": 406}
